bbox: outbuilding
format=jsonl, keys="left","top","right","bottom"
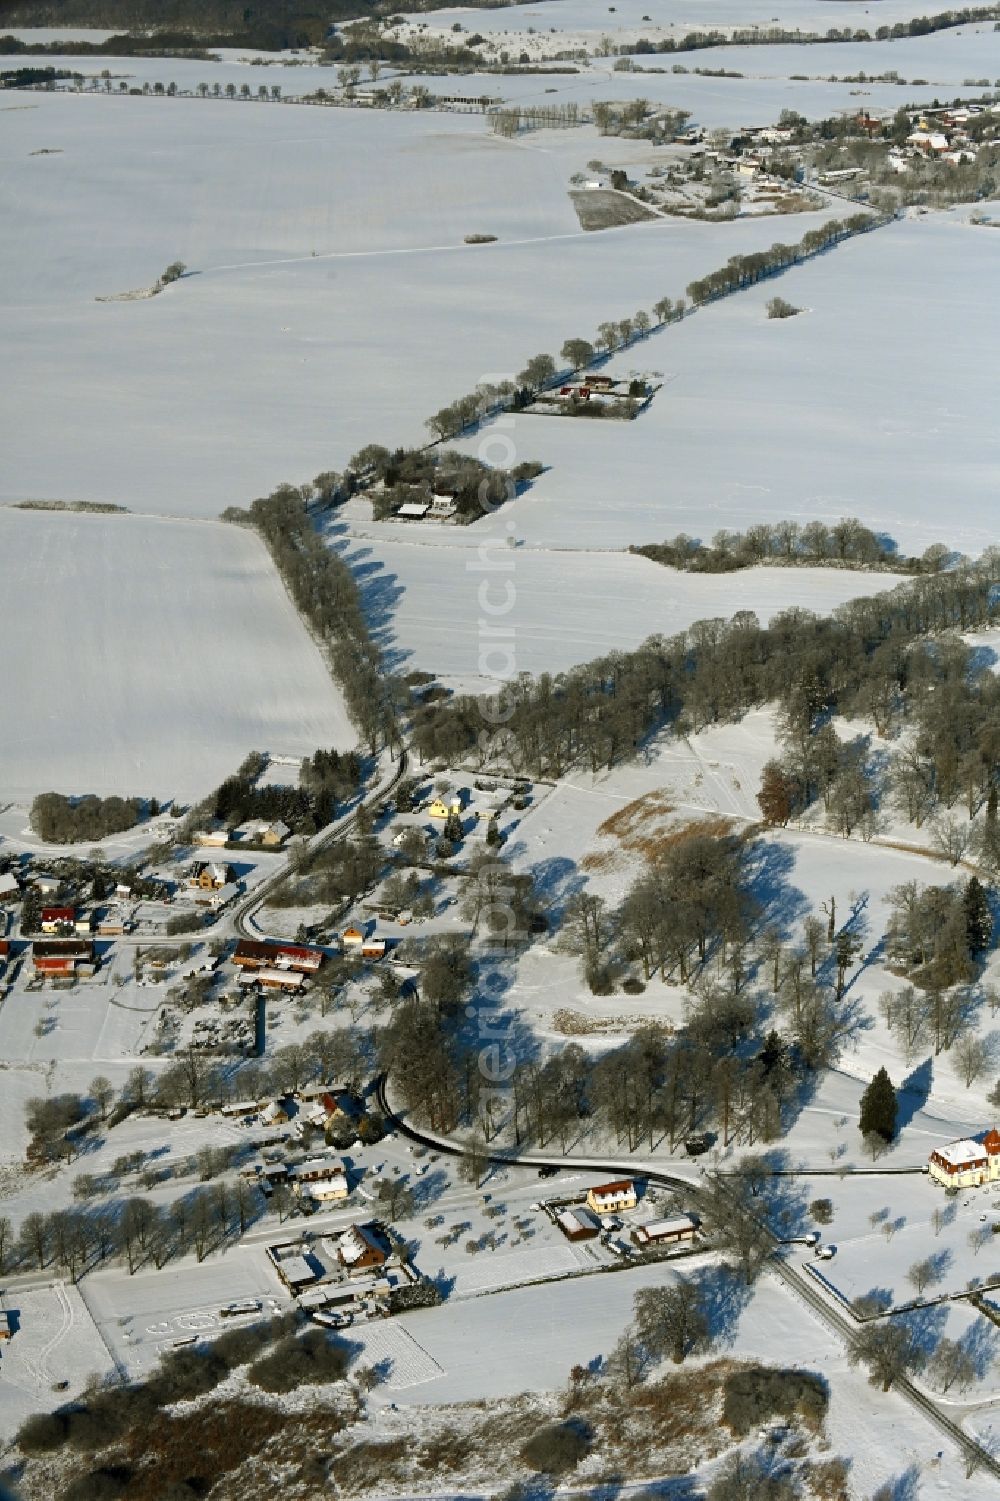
{"left": 631, "top": 1214, "right": 699, "bottom": 1249}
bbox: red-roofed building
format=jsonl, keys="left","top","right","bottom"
{"left": 40, "top": 907, "right": 75, "bottom": 934}
{"left": 233, "top": 939, "right": 323, "bottom": 975}
{"left": 586, "top": 1179, "right": 638, "bottom": 1216}
{"left": 32, "top": 939, "right": 94, "bottom": 977}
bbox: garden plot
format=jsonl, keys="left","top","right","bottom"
{"left": 347, "top": 538, "right": 896, "bottom": 690}
{"left": 350, "top": 1322, "right": 444, "bottom": 1390}
{"left": 0, "top": 1282, "right": 117, "bottom": 1442}
{"left": 82, "top": 1249, "right": 287, "bottom": 1378}
{"left": 445, "top": 1239, "right": 593, "bottom": 1296}
{"left": 0, "top": 980, "right": 156, "bottom": 1065}
{"left": 807, "top": 1186, "right": 1000, "bottom": 1312}
{"left": 0, "top": 509, "right": 354, "bottom": 802}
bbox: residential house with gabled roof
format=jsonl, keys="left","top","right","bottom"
{"left": 338, "top": 1223, "right": 390, "bottom": 1273}
{"left": 586, "top": 1179, "right": 638, "bottom": 1216}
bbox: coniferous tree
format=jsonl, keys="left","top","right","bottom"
{"left": 964, "top": 875, "right": 992, "bottom": 958}
{"left": 859, "top": 1066, "right": 897, "bottom": 1144}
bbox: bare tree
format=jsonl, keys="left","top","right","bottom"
{"left": 633, "top": 1276, "right": 710, "bottom": 1364}
{"left": 929, "top": 1336, "right": 979, "bottom": 1394}
{"left": 89, "top": 1074, "right": 115, "bottom": 1120}
{"left": 849, "top": 1321, "right": 924, "bottom": 1390}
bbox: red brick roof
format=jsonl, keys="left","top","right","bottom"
{"left": 591, "top": 1179, "right": 635, "bottom": 1197}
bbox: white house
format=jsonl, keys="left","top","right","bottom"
{"left": 928, "top": 1130, "right": 1000, "bottom": 1188}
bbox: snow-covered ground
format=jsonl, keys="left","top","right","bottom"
{"left": 344, "top": 535, "right": 898, "bottom": 689}
{"left": 382, "top": 1266, "right": 974, "bottom": 1497}
{"left": 391, "top": 0, "right": 945, "bottom": 38}
{"left": 1, "top": 91, "right": 848, "bottom": 519}
{"left": 0, "top": 509, "right": 354, "bottom": 801}
{"left": 7, "top": 98, "right": 998, "bottom": 563}
{"left": 0, "top": 1282, "right": 118, "bottom": 1439}
{"left": 444, "top": 213, "right": 1000, "bottom": 559}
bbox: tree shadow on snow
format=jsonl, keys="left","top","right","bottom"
{"left": 697, "top": 1263, "right": 754, "bottom": 1349}
{"left": 872, "top": 1466, "right": 921, "bottom": 1501}
{"left": 745, "top": 837, "right": 810, "bottom": 936}
{"left": 896, "top": 1057, "right": 934, "bottom": 1132}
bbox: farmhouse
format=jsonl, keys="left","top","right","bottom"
{"left": 239, "top": 966, "right": 304, "bottom": 993}
{"left": 96, "top": 907, "right": 128, "bottom": 937}
{"left": 31, "top": 939, "right": 94, "bottom": 977}
{"left": 192, "top": 881, "right": 239, "bottom": 911}
{"left": 0, "top": 872, "right": 20, "bottom": 902}
{"left": 193, "top": 828, "right": 231, "bottom": 848}
{"left": 427, "top": 797, "right": 462, "bottom": 820}
{"left": 361, "top": 937, "right": 387, "bottom": 960}
{"left": 31, "top": 874, "right": 61, "bottom": 896}
{"left": 928, "top": 1131, "right": 1000, "bottom": 1188}
{"left": 556, "top": 1206, "right": 601, "bottom": 1241}
{"left": 232, "top": 819, "right": 291, "bottom": 847}
{"left": 233, "top": 939, "right": 323, "bottom": 975}
{"left": 586, "top": 1180, "right": 638, "bottom": 1216}
{"left": 40, "top": 906, "right": 75, "bottom": 934}
{"left": 342, "top": 925, "right": 365, "bottom": 948}
{"left": 190, "top": 861, "right": 231, "bottom": 891}
{"left": 338, "top": 1223, "right": 390, "bottom": 1273}
{"left": 632, "top": 1214, "right": 699, "bottom": 1249}
{"left": 221, "top": 1099, "right": 259, "bottom": 1119}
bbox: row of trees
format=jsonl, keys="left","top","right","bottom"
{"left": 616, "top": 6, "right": 997, "bottom": 56}
{"left": 424, "top": 304, "right": 686, "bottom": 447}
{"left": 1, "top": 1178, "right": 261, "bottom": 1282}
{"left": 489, "top": 103, "right": 581, "bottom": 137}
{"left": 411, "top": 556, "right": 1000, "bottom": 778}
{"left": 633, "top": 516, "right": 951, "bottom": 577}
{"left": 685, "top": 212, "right": 882, "bottom": 307}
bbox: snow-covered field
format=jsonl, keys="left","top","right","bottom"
{"left": 384, "top": 1266, "right": 974, "bottom": 1497}
{"left": 0, "top": 1282, "right": 118, "bottom": 1439}
{"left": 1, "top": 91, "right": 847, "bottom": 519}
{"left": 443, "top": 213, "right": 1000, "bottom": 559}
{"left": 0, "top": 509, "right": 354, "bottom": 801}
{"left": 656, "top": 22, "right": 1000, "bottom": 86}
{"left": 392, "top": 0, "right": 948, "bottom": 37}
{"left": 7, "top": 96, "right": 998, "bottom": 565}
{"left": 344, "top": 535, "right": 898, "bottom": 689}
